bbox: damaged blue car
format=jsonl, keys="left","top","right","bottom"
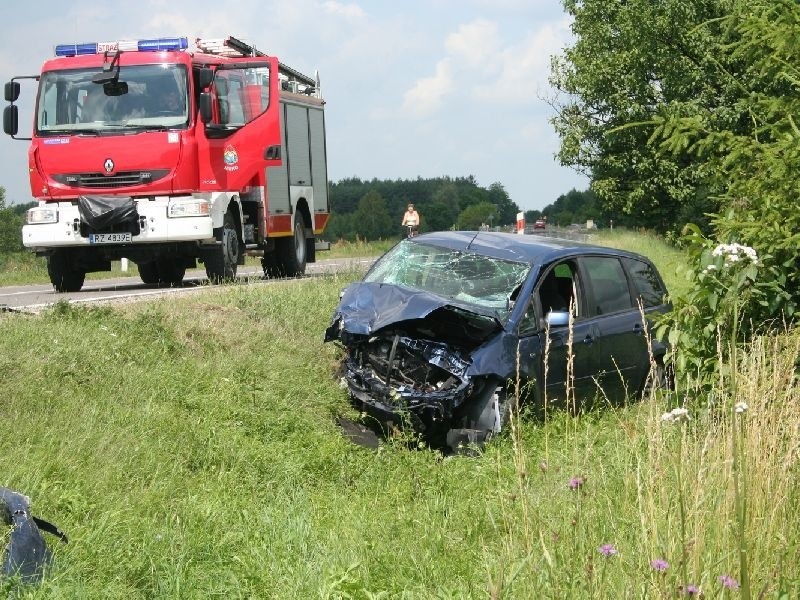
{"left": 324, "top": 231, "right": 670, "bottom": 449}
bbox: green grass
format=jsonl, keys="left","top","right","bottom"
{"left": 0, "top": 252, "right": 48, "bottom": 287}
{"left": 0, "top": 267, "right": 797, "bottom": 597}
{"left": 0, "top": 239, "right": 394, "bottom": 288}
{"left": 0, "top": 232, "right": 795, "bottom": 597}
{"left": 325, "top": 238, "right": 396, "bottom": 260}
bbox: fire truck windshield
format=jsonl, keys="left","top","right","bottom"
{"left": 36, "top": 64, "right": 189, "bottom": 134}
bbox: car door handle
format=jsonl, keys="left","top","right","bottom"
{"left": 633, "top": 323, "right": 643, "bottom": 335}
{"left": 582, "top": 334, "right": 594, "bottom": 345}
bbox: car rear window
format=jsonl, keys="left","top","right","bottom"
{"left": 622, "top": 257, "right": 667, "bottom": 308}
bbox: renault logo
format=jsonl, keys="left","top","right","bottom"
{"left": 103, "top": 158, "right": 115, "bottom": 173}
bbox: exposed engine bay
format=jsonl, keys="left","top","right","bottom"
{"left": 343, "top": 332, "right": 473, "bottom": 417}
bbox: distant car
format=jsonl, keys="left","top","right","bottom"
{"left": 324, "top": 231, "right": 670, "bottom": 450}
{"left": 533, "top": 219, "right": 547, "bottom": 229}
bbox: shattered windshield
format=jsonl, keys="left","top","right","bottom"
{"left": 364, "top": 240, "right": 531, "bottom": 317}
{"left": 36, "top": 64, "right": 189, "bottom": 134}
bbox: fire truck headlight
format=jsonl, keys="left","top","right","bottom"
{"left": 168, "top": 199, "right": 210, "bottom": 218}
{"left": 26, "top": 206, "right": 58, "bottom": 224}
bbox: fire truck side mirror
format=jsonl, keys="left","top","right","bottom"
{"left": 198, "top": 68, "right": 214, "bottom": 91}
{"left": 4, "top": 81, "right": 20, "bottom": 103}
{"left": 3, "top": 105, "right": 18, "bottom": 136}
{"left": 199, "top": 93, "right": 213, "bottom": 124}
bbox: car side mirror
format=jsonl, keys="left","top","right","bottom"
{"left": 546, "top": 310, "right": 570, "bottom": 327}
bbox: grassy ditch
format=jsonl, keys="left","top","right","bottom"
{"left": 0, "top": 265, "right": 798, "bottom": 597}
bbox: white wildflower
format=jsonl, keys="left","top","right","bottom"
{"left": 662, "top": 407, "right": 691, "bottom": 424}
{"left": 338, "top": 377, "right": 348, "bottom": 390}
{"left": 703, "top": 264, "right": 717, "bottom": 274}
{"left": 711, "top": 243, "right": 758, "bottom": 267}
{"left": 670, "top": 407, "right": 690, "bottom": 423}
{"left": 734, "top": 401, "right": 748, "bottom": 414}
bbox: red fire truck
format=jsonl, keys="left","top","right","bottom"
{"left": 3, "top": 36, "right": 329, "bottom": 291}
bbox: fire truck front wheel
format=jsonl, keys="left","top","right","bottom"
{"left": 47, "top": 251, "right": 86, "bottom": 293}
{"left": 137, "top": 261, "right": 160, "bottom": 285}
{"left": 205, "top": 212, "right": 239, "bottom": 283}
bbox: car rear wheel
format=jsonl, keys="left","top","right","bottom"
{"left": 641, "top": 360, "right": 673, "bottom": 397}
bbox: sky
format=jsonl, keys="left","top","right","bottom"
{"left": 0, "top": 0, "right": 588, "bottom": 211}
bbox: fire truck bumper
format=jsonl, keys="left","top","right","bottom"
{"left": 22, "top": 198, "right": 215, "bottom": 249}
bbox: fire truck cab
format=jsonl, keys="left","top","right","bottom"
{"left": 3, "top": 36, "right": 329, "bottom": 291}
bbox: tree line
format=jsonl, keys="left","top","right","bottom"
{"left": 325, "top": 176, "right": 521, "bottom": 241}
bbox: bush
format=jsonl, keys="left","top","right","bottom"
{"left": 656, "top": 224, "right": 790, "bottom": 386}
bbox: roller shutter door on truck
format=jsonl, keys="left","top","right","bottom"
{"left": 286, "top": 104, "right": 311, "bottom": 187}
{"left": 309, "top": 107, "right": 328, "bottom": 212}
{"left": 266, "top": 103, "right": 290, "bottom": 215}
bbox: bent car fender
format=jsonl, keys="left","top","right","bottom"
{"left": 1, "top": 487, "right": 67, "bottom": 583}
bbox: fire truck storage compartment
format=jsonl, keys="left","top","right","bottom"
{"left": 267, "top": 100, "right": 328, "bottom": 215}
{"left": 309, "top": 108, "right": 329, "bottom": 213}
{"left": 286, "top": 104, "right": 311, "bottom": 187}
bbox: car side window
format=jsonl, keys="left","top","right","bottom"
{"left": 622, "top": 257, "right": 667, "bottom": 308}
{"left": 519, "top": 260, "right": 580, "bottom": 334}
{"left": 582, "top": 256, "right": 634, "bottom": 316}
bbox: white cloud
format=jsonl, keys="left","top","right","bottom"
{"left": 484, "top": 16, "right": 572, "bottom": 102}
{"left": 444, "top": 19, "right": 500, "bottom": 68}
{"left": 401, "top": 58, "right": 454, "bottom": 117}
{"left": 322, "top": 1, "right": 366, "bottom": 20}
{"left": 401, "top": 15, "right": 571, "bottom": 119}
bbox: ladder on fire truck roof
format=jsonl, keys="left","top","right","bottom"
{"left": 195, "top": 36, "right": 318, "bottom": 92}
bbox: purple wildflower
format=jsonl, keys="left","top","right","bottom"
{"left": 569, "top": 476, "right": 585, "bottom": 490}
{"left": 598, "top": 543, "right": 617, "bottom": 557}
{"left": 718, "top": 575, "right": 739, "bottom": 590}
{"left": 650, "top": 558, "right": 669, "bottom": 572}
{"left": 685, "top": 584, "right": 700, "bottom": 596}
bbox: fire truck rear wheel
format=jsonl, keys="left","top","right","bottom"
{"left": 156, "top": 259, "right": 186, "bottom": 287}
{"left": 261, "top": 253, "right": 281, "bottom": 278}
{"left": 205, "top": 212, "right": 239, "bottom": 282}
{"left": 275, "top": 213, "right": 307, "bottom": 276}
{"left": 47, "top": 251, "right": 85, "bottom": 293}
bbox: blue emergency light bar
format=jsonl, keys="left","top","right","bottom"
{"left": 55, "top": 37, "right": 188, "bottom": 57}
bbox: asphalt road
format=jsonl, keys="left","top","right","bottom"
{"left": 0, "top": 257, "right": 376, "bottom": 313}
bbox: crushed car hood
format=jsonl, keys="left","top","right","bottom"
{"left": 325, "top": 282, "right": 503, "bottom": 347}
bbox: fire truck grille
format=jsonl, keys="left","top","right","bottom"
{"left": 52, "top": 169, "right": 170, "bottom": 189}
